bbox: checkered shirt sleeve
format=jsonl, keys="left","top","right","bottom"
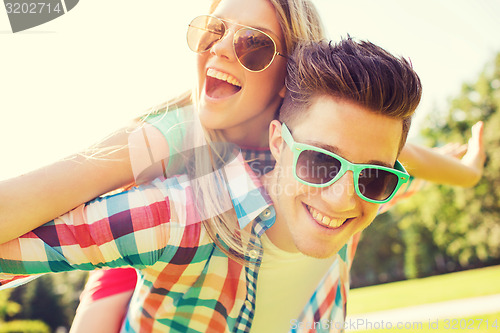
{"left": 0, "top": 176, "right": 187, "bottom": 278}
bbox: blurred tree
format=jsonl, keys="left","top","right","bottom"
{"left": 9, "top": 275, "right": 67, "bottom": 330}
{"left": 351, "top": 213, "right": 405, "bottom": 287}
{"left": 0, "top": 290, "right": 20, "bottom": 321}
{"left": 7, "top": 272, "right": 87, "bottom": 331}
{"left": 0, "top": 289, "right": 49, "bottom": 333}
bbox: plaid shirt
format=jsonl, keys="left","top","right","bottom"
{"left": 0, "top": 150, "right": 358, "bottom": 333}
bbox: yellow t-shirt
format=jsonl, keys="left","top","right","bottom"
{"left": 251, "top": 233, "right": 336, "bottom": 332}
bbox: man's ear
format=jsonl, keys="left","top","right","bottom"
{"left": 269, "top": 120, "right": 284, "bottom": 162}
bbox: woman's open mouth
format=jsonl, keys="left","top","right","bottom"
{"left": 205, "top": 68, "right": 242, "bottom": 99}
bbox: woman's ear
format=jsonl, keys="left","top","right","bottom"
{"left": 269, "top": 120, "right": 284, "bottom": 162}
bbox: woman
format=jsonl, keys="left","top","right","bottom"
{"left": 2, "top": 0, "right": 325, "bottom": 331}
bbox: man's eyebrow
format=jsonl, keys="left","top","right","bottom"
{"left": 303, "top": 140, "right": 394, "bottom": 168}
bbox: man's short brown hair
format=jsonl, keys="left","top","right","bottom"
{"left": 279, "top": 37, "right": 422, "bottom": 154}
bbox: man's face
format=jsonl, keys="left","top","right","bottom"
{"left": 265, "top": 95, "right": 403, "bottom": 258}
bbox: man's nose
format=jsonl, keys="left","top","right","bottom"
{"left": 321, "top": 171, "right": 357, "bottom": 211}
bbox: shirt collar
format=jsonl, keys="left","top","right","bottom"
{"left": 222, "top": 152, "right": 274, "bottom": 230}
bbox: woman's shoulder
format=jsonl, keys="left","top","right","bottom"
{"left": 144, "top": 104, "right": 195, "bottom": 129}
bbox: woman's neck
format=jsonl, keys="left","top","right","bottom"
{"left": 222, "top": 124, "right": 270, "bottom": 148}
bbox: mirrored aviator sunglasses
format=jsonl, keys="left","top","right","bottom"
{"left": 187, "top": 15, "right": 286, "bottom": 72}
{"left": 281, "top": 123, "right": 410, "bottom": 204}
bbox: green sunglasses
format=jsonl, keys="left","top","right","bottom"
{"left": 281, "top": 123, "right": 409, "bottom": 204}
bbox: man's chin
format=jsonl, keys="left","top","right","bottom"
{"left": 294, "top": 242, "right": 343, "bottom": 259}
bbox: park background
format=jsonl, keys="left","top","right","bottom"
{"left": 1, "top": 0, "right": 499, "bottom": 331}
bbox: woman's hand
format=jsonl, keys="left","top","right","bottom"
{"left": 399, "top": 121, "right": 486, "bottom": 188}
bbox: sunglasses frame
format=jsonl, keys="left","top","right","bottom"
{"left": 281, "top": 123, "right": 409, "bottom": 204}
{"left": 187, "top": 15, "right": 286, "bottom": 72}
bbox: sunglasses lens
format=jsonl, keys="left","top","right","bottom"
{"left": 234, "top": 28, "right": 276, "bottom": 71}
{"left": 187, "top": 16, "right": 224, "bottom": 53}
{"left": 358, "top": 168, "right": 399, "bottom": 201}
{"left": 296, "top": 150, "right": 342, "bottom": 185}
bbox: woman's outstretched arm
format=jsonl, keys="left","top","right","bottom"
{"left": 0, "top": 173, "right": 179, "bottom": 277}
{"left": 399, "top": 121, "right": 485, "bottom": 188}
{"left": 0, "top": 122, "right": 170, "bottom": 244}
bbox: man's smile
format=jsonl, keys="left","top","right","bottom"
{"left": 304, "top": 203, "right": 353, "bottom": 229}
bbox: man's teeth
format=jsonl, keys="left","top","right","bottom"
{"left": 207, "top": 68, "right": 241, "bottom": 87}
{"left": 307, "top": 205, "right": 346, "bottom": 228}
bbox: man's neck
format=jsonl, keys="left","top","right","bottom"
{"left": 260, "top": 171, "right": 300, "bottom": 253}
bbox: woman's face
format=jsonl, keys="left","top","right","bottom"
{"left": 195, "top": 0, "right": 287, "bottom": 146}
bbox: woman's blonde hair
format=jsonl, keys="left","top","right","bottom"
{"left": 144, "top": 0, "right": 327, "bottom": 264}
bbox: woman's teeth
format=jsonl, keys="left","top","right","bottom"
{"left": 307, "top": 205, "right": 346, "bottom": 228}
{"left": 207, "top": 68, "right": 241, "bottom": 87}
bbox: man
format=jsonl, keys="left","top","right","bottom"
{"left": 0, "top": 38, "right": 422, "bottom": 332}
{"left": 252, "top": 40, "right": 420, "bottom": 331}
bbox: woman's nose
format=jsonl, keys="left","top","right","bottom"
{"left": 210, "top": 29, "right": 236, "bottom": 63}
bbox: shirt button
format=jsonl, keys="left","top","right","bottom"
{"left": 248, "top": 250, "right": 259, "bottom": 259}
{"left": 262, "top": 209, "right": 271, "bottom": 218}
{"left": 244, "top": 300, "right": 252, "bottom": 308}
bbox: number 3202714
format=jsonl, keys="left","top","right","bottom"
{"left": 5, "top": 2, "right": 62, "bottom": 14}
{"left": 443, "top": 318, "right": 498, "bottom": 330}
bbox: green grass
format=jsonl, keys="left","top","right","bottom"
{"left": 348, "top": 265, "right": 500, "bottom": 314}
{"left": 352, "top": 312, "right": 500, "bottom": 333}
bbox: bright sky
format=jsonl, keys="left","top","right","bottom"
{"left": 1, "top": 0, "right": 499, "bottom": 179}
